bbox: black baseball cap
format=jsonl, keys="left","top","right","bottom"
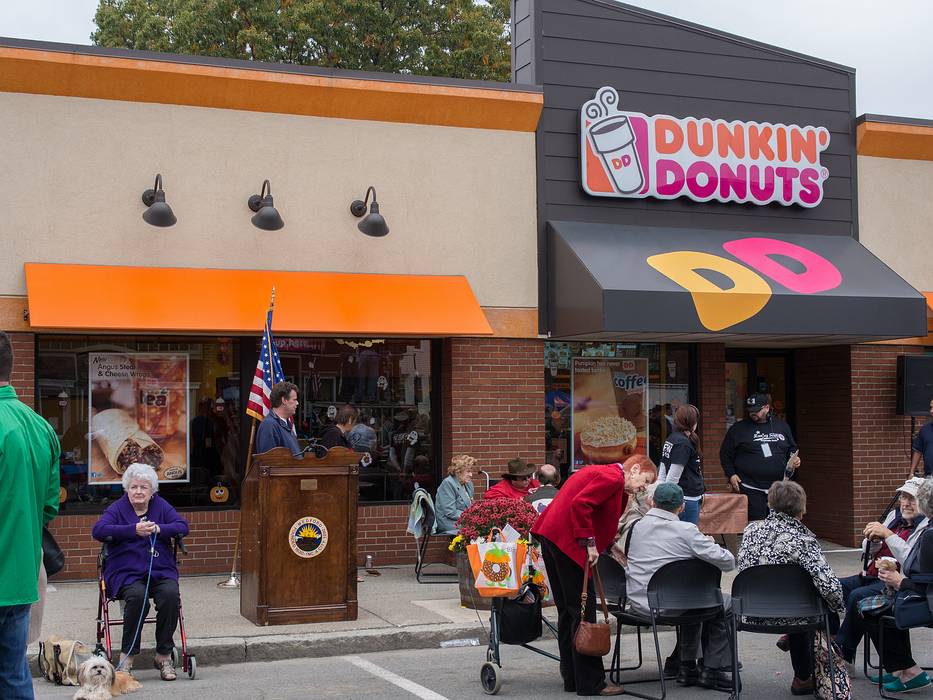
{"left": 745, "top": 393, "right": 770, "bottom": 412}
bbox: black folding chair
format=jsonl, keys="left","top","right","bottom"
{"left": 611, "top": 558, "right": 729, "bottom": 700}
{"left": 596, "top": 554, "right": 646, "bottom": 684}
{"left": 411, "top": 490, "right": 456, "bottom": 583}
{"left": 731, "top": 564, "right": 836, "bottom": 699}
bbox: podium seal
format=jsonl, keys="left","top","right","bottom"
{"left": 288, "top": 516, "right": 329, "bottom": 558}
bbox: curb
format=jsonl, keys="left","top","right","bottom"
{"left": 31, "top": 622, "right": 491, "bottom": 677}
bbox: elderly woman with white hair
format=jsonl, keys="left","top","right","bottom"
{"left": 91, "top": 463, "right": 189, "bottom": 680}
{"left": 863, "top": 477, "right": 933, "bottom": 693}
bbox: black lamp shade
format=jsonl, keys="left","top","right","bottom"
{"left": 141, "top": 187, "right": 176, "bottom": 227}
{"left": 358, "top": 203, "right": 389, "bottom": 237}
{"left": 248, "top": 183, "right": 284, "bottom": 231}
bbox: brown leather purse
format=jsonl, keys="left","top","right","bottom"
{"left": 573, "top": 559, "right": 612, "bottom": 657}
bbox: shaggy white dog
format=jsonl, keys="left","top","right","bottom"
{"left": 73, "top": 656, "right": 140, "bottom": 699}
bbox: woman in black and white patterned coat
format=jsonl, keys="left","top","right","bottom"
{"left": 737, "top": 480, "right": 843, "bottom": 696}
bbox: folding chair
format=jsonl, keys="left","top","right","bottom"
{"left": 611, "top": 558, "right": 728, "bottom": 700}
{"left": 408, "top": 488, "right": 456, "bottom": 583}
{"left": 731, "top": 563, "right": 836, "bottom": 699}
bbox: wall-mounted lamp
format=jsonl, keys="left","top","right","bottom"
{"left": 247, "top": 179, "right": 284, "bottom": 231}
{"left": 350, "top": 186, "right": 389, "bottom": 237}
{"left": 141, "top": 174, "right": 177, "bottom": 227}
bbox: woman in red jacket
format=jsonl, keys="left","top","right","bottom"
{"left": 532, "top": 456, "right": 656, "bottom": 696}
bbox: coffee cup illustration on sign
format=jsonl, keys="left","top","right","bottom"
{"left": 584, "top": 86, "right": 644, "bottom": 194}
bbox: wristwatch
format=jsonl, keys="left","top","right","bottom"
{"left": 578, "top": 537, "right": 596, "bottom": 547}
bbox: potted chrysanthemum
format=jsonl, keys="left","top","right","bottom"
{"left": 448, "top": 498, "right": 539, "bottom": 609}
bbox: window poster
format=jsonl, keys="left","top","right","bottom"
{"left": 571, "top": 357, "right": 648, "bottom": 468}
{"left": 88, "top": 353, "right": 190, "bottom": 484}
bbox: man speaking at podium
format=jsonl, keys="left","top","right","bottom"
{"left": 256, "top": 381, "right": 301, "bottom": 455}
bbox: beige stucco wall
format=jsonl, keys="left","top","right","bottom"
{"left": 859, "top": 155, "right": 933, "bottom": 292}
{"left": 0, "top": 91, "right": 537, "bottom": 308}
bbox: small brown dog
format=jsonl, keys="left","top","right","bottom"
{"left": 73, "top": 656, "right": 141, "bottom": 699}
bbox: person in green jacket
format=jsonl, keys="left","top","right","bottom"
{"left": 0, "top": 331, "right": 60, "bottom": 699}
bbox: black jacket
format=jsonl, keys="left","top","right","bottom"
{"left": 719, "top": 415, "right": 797, "bottom": 490}
{"left": 320, "top": 423, "right": 350, "bottom": 449}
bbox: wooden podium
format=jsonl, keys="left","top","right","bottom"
{"left": 240, "top": 446, "right": 359, "bottom": 625}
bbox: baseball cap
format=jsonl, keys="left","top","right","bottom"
{"left": 653, "top": 482, "right": 684, "bottom": 510}
{"left": 896, "top": 477, "right": 926, "bottom": 499}
{"left": 745, "top": 393, "right": 770, "bottom": 412}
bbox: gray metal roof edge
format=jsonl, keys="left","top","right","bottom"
{"left": 857, "top": 113, "right": 933, "bottom": 128}
{"left": 573, "top": 0, "right": 856, "bottom": 75}
{"left": 0, "top": 36, "right": 544, "bottom": 95}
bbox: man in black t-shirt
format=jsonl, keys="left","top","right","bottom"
{"left": 720, "top": 393, "right": 801, "bottom": 521}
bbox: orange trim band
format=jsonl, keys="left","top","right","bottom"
{"left": 25, "top": 263, "right": 494, "bottom": 336}
{"left": 858, "top": 121, "right": 933, "bottom": 161}
{"left": 0, "top": 47, "right": 543, "bottom": 132}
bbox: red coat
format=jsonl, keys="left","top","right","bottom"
{"left": 483, "top": 478, "right": 541, "bottom": 500}
{"left": 531, "top": 464, "right": 627, "bottom": 568}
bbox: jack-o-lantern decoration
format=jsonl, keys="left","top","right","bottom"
{"left": 210, "top": 482, "right": 230, "bottom": 503}
{"left": 481, "top": 546, "right": 511, "bottom": 583}
{"left": 59, "top": 486, "right": 68, "bottom": 504}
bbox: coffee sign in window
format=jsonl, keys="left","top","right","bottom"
{"left": 581, "top": 86, "right": 830, "bottom": 208}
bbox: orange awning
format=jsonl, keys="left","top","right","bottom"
{"left": 25, "top": 263, "right": 493, "bottom": 336}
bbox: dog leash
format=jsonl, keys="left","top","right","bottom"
{"left": 114, "top": 532, "right": 158, "bottom": 672}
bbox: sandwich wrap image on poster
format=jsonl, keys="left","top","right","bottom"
{"left": 88, "top": 353, "right": 189, "bottom": 484}
{"left": 571, "top": 357, "right": 648, "bottom": 468}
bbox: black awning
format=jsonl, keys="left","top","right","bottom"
{"left": 548, "top": 221, "right": 927, "bottom": 345}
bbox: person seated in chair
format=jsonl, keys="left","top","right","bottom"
{"left": 92, "top": 463, "right": 189, "bottom": 680}
{"left": 434, "top": 454, "right": 476, "bottom": 535}
{"left": 861, "top": 478, "right": 933, "bottom": 694}
{"left": 738, "top": 480, "right": 843, "bottom": 696}
{"left": 525, "top": 463, "right": 560, "bottom": 513}
{"left": 833, "top": 477, "right": 928, "bottom": 664}
{"left": 483, "top": 458, "right": 540, "bottom": 500}
{"left": 624, "top": 482, "right": 737, "bottom": 691}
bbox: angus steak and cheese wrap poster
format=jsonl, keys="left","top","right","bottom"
{"left": 571, "top": 357, "right": 649, "bottom": 468}
{"left": 88, "top": 353, "right": 190, "bottom": 484}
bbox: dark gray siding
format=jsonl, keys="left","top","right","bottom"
{"left": 512, "top": 0, "right": 859, "bottom": 332}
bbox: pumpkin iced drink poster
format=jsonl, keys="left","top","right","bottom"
{"left": 571, "top": 357, "right": 648, "bottom": 468}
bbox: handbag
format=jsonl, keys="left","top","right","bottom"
{"left": 42, "top": 527, "right": 65, "bottom": 577}
{"left": 857, "top": 589, "right": 894, "bottom": 616}
{"left": 812, "top": 631, "right": 852, "bottom": 700}
{"left": 893, "top": 589, "right": 933, "bottom": 630}
{"left": 498, "top": 583, "right": 543, "bottom": 645}
{"left": 573, "top": 559, "right": 612, "bottom": 657}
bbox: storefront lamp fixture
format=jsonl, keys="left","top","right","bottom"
{"left": 350, "top": 186, "right": 389, "bottom": 237}
{"left": 247, "top": 179, "right": 285, "bottom": 231}
{"left": 141, "top": 174, "right": 177, "bottom": 227}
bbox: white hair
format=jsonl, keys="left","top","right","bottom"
{"left": 121, "top": 463, "right": 159, "bottom": 493}
{"left": 918, "top": 478, "right": 933, "bottom": 519}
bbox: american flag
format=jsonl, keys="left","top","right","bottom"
{"left": 245, "top": 308, "right": 285, "bottom": 421}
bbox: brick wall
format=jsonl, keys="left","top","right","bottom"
{"left": 49, "top": 509, "right": 241, "bottom": 579}
{"left": 442, "top": 338, "right": 546, "bottom": 489}
{"left": 697, "top": 343, "right": 728, "bottom": 493}
{"left": 8, "top": 331, "right": 35, "bottom": 407}
{"left": 795, "top": 346, "right": 854, "bottom": 543}
{"left": 850, "top": 344, "right": 921, "bottom": 541}
{"left": 50, "top": 504, "right": 446, "bottom": 580}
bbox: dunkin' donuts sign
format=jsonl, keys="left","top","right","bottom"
{"left": 581, "top": 86, "right": 830, "bottom": 208}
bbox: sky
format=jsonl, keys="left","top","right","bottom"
{"left": 0, "top": 0, "right": 931, "bottom": 119}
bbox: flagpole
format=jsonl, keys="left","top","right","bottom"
{"left": 219, "top": 287, "right": 276, "bottom": 590}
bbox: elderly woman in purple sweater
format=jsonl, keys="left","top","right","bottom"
{"left": 92, "top": 463, "right": 189, "bottom": 680}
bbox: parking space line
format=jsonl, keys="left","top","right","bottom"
{"left": 340, "top": 655, "right": 449, "bottom": 700}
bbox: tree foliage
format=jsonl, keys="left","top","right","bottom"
{"left": 92, "top": 0, "right": 512, "bottom": 82}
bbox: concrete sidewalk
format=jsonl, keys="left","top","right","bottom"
{"left": 31, "top": 542, "right": 925, "bottom": 673}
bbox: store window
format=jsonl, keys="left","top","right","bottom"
{"left": 38, "top": 335, "right": 438, "bottom": 512}
{"left": 274, "top": 337, "right": 437, "bottom": 504}
{"left": 38, "top": 336, "right": 243, "bottom": 513}
{"left": 544, "top": 342, "right": 693, "bottom": 479}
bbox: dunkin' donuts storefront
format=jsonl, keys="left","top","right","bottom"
{"left": 515, "top": 0, "right": 927, "bottom": 544}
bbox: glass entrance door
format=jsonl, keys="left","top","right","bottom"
{"left": 724, "top": 350, "right": 794, "bottom": 430}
